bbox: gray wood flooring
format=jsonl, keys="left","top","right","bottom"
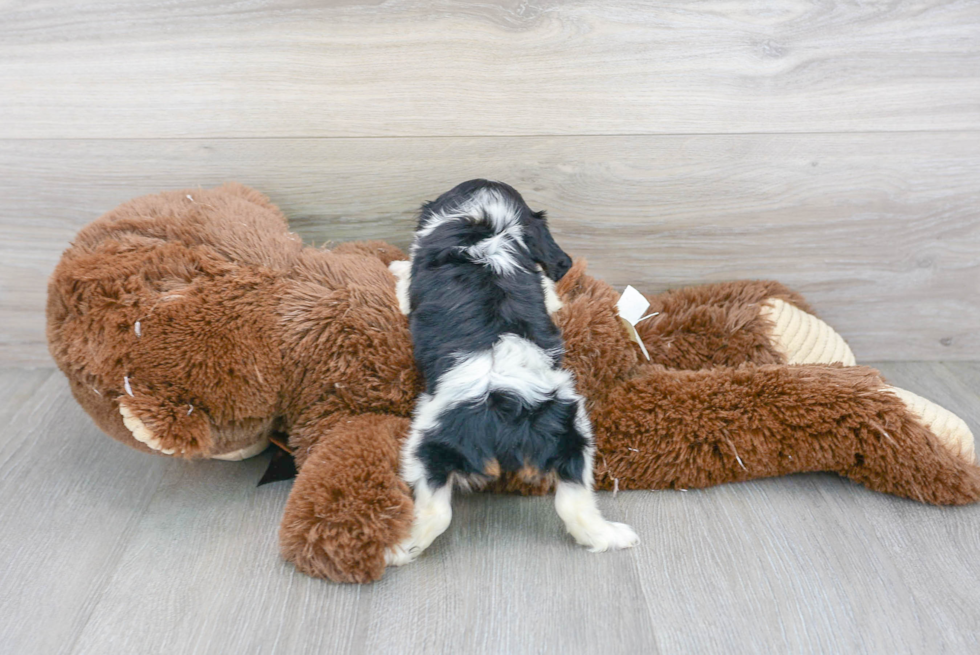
{"left": 2, "top": 362, "right": 979, "bottom": 654}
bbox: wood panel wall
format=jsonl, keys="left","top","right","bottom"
{"left": 2, "top": 1, "right": 978, "bottom": 364}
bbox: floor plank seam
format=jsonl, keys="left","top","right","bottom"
{"left": 59, "top": 462, "right": 179, "bottom": 655}
{"left": 3, "top": 128, "right": 980, "bottom": 142}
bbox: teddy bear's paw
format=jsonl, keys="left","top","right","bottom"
{"left": 118, "top": 398, "right": 214, "bottom": 458}
{"left": 119, "top": 403, "right": 178, "bottom": 455}
{"left": 760, "top": 298, "right": 856, "bottom": 366}
{"left": 885, "top": 386, "right": 976, "bottom": 464}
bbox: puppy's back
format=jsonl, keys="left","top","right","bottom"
{"left": 408, "top": 190, "right": 562, "bottom": 390}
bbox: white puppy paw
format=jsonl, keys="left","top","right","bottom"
{"left": 578, "top": 520, "right": 640, "bottom": 553}
{"left": 384, "top": 488, "right": 453, "bottom": 567}
{"left": 555, "top": 482, "right": 639, "bottom": 552}
{"left": 384, "top": 543, "right": 418, "bottom": 567}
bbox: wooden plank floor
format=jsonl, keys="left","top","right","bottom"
{"left": 2, "top": 362, "right": 979, "bottom": 654}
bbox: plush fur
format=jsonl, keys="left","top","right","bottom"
{"left": 46, "top": 183, "right": 980, "bottom": 584}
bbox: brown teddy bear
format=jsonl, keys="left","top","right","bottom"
{"left": 46, "top": 183, "right": 979, "bottom": 583}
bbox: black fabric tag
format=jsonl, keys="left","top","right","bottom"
{"left": 258, "top": 434, "right": 298, "bottom": 486}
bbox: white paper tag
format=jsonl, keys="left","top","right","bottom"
{"left": 616, "top": 285, "right": 650, "bottom": 324}
{"left": 616, "top": 285, "right": 651, "bottom": 361}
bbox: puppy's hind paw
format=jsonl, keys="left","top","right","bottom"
{"left": 584, "top": 521, "right": 640, "bottom": 553}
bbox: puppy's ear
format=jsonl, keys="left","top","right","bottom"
{"left": 526, "top": 210, "right": 573, "bottom": 281}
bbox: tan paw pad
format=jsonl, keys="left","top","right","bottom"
{"left": 760, "top": 298, "right": 856, "bottom": 366}
{"left": 886, "top": 386, "right": 976, "bottom": 464}
{"left": 119, "top": 404, "right": 177, "bottom": 455}
{"left": 211, "top": 438, "right": 271, "bottom": 461}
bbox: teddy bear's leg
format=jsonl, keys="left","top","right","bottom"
{"left": 758, "top": 297, "right": 856, "bottom": 366}
{"left": 634, "top": 280, "right": 855, "bottom": 369}
{"left": 279, "top": 413, "right": 414, "bottom": 583}
{"left": 883, "top": 386, "right": 975, "bottom": 463}
{"left": 593, "top": 363, "right": 979, "bottom": 505}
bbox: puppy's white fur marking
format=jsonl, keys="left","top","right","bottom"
{"left": 460, "top": 223, "right": 526, "bottom": 275}
{"left": 411, "top": 188, "right": 528, "bottom": 279}
{"left": 414, "top": 187, "right": 519, "bottom": 246}
{"left": 395, "top": 189, "right": 563, "bottom": 315}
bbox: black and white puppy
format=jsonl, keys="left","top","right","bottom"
{"left": 386, "top": 179, "right": 638, "bottom": 565}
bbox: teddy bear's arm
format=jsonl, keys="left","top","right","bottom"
{"left": 279, "top": 413, "right": 414, "bottom": 583}
{"left": 590, "top": 362, "right": 980, "bottom": 505}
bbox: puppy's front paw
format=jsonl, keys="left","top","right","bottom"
{"left": 383, "top": 492, "right": 453, "bottom": 567}
{"left": 384, "top": 542, "right": 419, "bottom": 567}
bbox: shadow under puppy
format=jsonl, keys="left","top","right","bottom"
{"left": 386, "top": 179, "right": 639, "bottom": 565}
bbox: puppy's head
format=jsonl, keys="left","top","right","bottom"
{"left": 416, "top": 179, "right": 573, "bottom": 281}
